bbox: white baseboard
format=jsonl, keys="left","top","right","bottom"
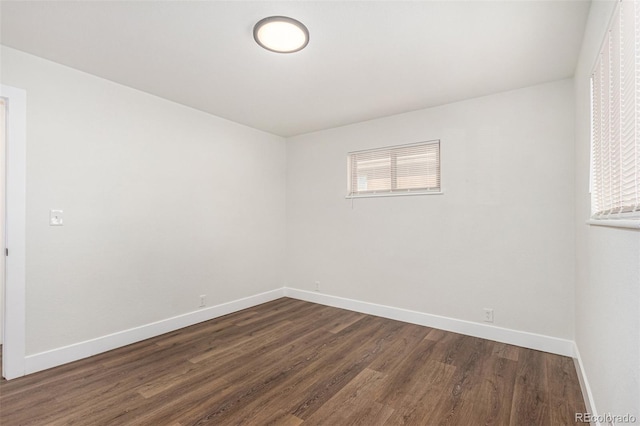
{"left": 24, "top": 288, "right": 285, "bottom": 375}
{"left": 19, "top": 286, "right": 597, "bottom": 423}
{"left": 21, "top": 286, "right": 594, "bottom": 420}
{"left": 283, "top": 287, "right": 575, "bottom": 357}
{"left": 22, "top": 287, "right": 578, "bottom": 381}
{"left": 573, "top": 343, "right": 600, "bottom": 426}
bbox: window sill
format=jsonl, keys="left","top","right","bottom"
{"left": 345, "top": 191, "right": 443, "bottom": 199}
{"left": 587, "top": 219, "right": 640, "bottom": 229}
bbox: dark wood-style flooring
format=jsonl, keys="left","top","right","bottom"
{"left": 0, "top": 298, "right": 585, "bottom": 425}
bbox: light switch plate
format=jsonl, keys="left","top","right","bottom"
{"left": 50, "top": 210, "right": 64, "bottom": 226}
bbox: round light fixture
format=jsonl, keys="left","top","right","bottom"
{"left": 253, "top": 16, "right": 309, "bottom": 53}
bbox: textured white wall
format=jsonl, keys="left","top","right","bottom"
{"left": 574, "top": 1, "right": 640, "bottom": 418}
{"left": 1, "top": 47, "right": 287, "bottom": 355}
{"left": 286, "top": 79, "right": 575, "bottom": 339}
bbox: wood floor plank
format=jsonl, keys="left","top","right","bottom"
{"left": 546, "top": 353, "right": 587, "bottom": 425}
{"left": 304, "top": 368, "right": 393, "bottom": 426}
{"left": 419, "top": 335, "right": 492, "bottom": 426}
{"left": 288, "top": 317, "right": 408, "bottom": 421}
{"left": 373, "top": 337, "right": 447, "bottom": 408}
{"left": 323, "top": 310, "right": 366, "bottom": 334}
{"left": 118, "top": 376, "right": 234, "bottom": 425}
{"left": 468, "top": 344, "right": 518, "bottom": 425}
{"left": 509, "top": 347, "right": 551, "bottom": 426}
{"left": 0, "top": 298, "right": 587, "bottom": 426}
{"left": 367, "top": 323, "right": 432, "bottom": 374}
{"left": 136, "top": 360, "right": 198, "bottom": 399}
{"left": 425, "top": 328, "right": 447, "bottom": 341}
{"left": 263, "top": 412, "right": 304, "bottom": 426}
{"left": 381, "top": 359, "right": 456, "bottom": 425}
{"left": 492, "top": 342, "right": 520, "bottom": 362}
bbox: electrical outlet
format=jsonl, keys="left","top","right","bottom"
{"left": 315, "top": 281, "right": 320, "bottom": 292}
{"left": 484, "top": 308, "right": 494, "bottom": 323}
{"left": 199, "top": 295, "right": 206, "bottom": 308}
{"left": 50, "top": 209, "right": 64, "bottom": 226}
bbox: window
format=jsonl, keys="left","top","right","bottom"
{"left": 591, "top": 1, "right": 640, "bottom": 220}
{"left": 347, "top": 140, "right": 440, "bottom": 197}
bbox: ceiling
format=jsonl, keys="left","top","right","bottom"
{"left": 0, "top": 1, "right": 590, "bottom": 137}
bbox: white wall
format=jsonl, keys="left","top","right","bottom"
{"left": 286, "top": 79, "right": 575, "bottom": 339}
{"left": 0, "top": 46, "right": 287, "bottom": 355}
{"left": 574, "top": 0, "right": 640, "bottom": 418}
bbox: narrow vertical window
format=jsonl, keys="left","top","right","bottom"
{"left": 590, "top": 1, "right": 640, "bottom": 219}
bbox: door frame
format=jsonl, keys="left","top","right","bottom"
{"left": 1, "top": 84, "right": 27, "bottom": 380}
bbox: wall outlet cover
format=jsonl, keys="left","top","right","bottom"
{"left": 50, "top": 210, "right": 64, "bottom": 226}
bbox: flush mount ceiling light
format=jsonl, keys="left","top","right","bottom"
{"left": 253, "top": 16, "right": 309, "bottom": 53}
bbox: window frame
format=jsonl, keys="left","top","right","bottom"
{"left": 346, "top": 140, "right": 442, "bottom": 199}
{"left": 589, "top": 0, "right": 640, "bottom": 227}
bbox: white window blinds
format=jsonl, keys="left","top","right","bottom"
{"left": 348, "top": 140, "right": 440, "bottom": 197}
{"left": 591, "top": 0, "right": 640, "bottom": 218}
